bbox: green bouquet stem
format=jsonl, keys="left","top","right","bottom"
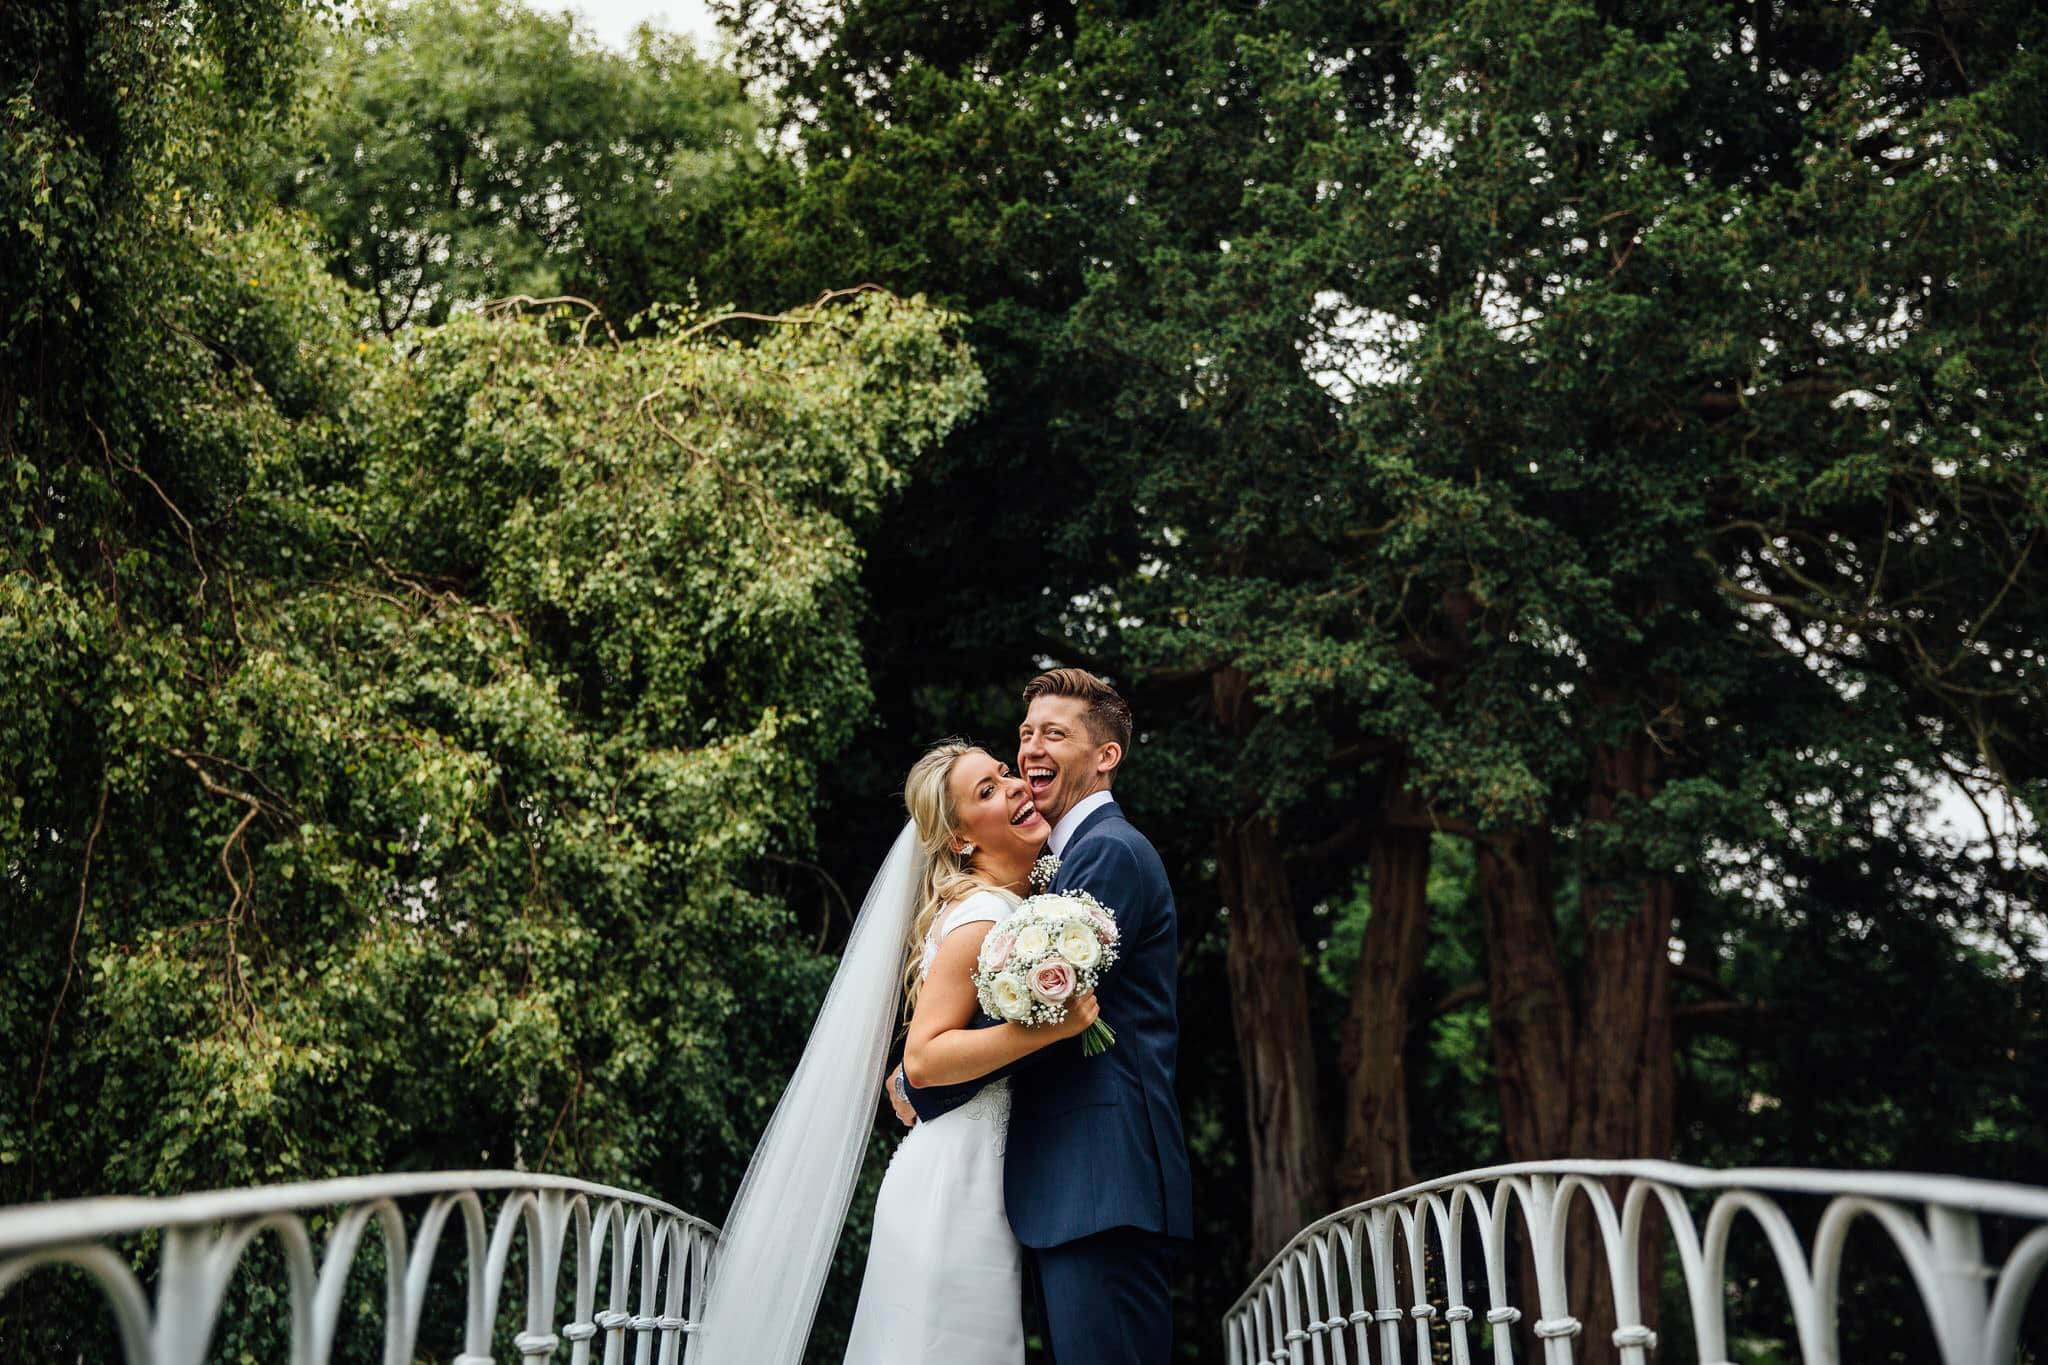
{"left": 1082, "top": 1019, "right": 1117, "bottom": 1057}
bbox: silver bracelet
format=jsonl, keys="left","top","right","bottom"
{"left": 892, "top": 1068, "right": 909, "bottom": 1103}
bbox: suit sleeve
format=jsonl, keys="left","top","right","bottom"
{"left": 902, "top": 1013, "right": 1006, "bottom": 1122}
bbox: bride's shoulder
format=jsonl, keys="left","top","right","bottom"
{"left": 941, "top": 886, "right": 1015, "bottom": 932}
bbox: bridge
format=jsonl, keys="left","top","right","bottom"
{"left": 1223, "top": 1161, "right": 2048, "bottom": 1365}
{"left": 1, "top": 1161, "right": 2043, "bottom": 1362}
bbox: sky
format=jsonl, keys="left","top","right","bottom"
{"left": 558, "top": 0, "right": 722, "bottom": 52}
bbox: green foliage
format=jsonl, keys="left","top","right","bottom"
{"left": 4, "top": 274, "right": 979, "bottom": 1312}
{"left": 1052, "top": 0, "right": 2048, "bottom": 845}
{"left": 6, "top": 0, "right": 2048, "bottom": 1360}
{"left": 3, "top": 10, "right": 982, "bottom": 1363}
{"left": 723, "top": 0, "right": 2047, "bottom": 1349}
{"left": 279, "top": 0, "right": 770, "bottom": 330}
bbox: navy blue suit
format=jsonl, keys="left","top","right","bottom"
{"left": 906, "top": 797, "right": 1192, "bottom": 1363}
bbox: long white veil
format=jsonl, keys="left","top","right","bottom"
{"left": 693, "top": 822, "right": 921, "bottom": 1363}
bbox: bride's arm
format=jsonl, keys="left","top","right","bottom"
{"left": 901, "top": 923, "right": 1099, "bottom": 1088}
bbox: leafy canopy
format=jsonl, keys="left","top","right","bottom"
{"left": 4, "top": 10, "right": 983, "bottom": 1363}
{"left": 280, "top": 0, "right": 769, "bottom": 331}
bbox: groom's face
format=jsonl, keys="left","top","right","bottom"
{"left": 1018, "top": 695, "right": 1113, "bottom": 826}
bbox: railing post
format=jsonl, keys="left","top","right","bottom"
{"left": 149, "top": 1227, "right": 216, "bottom": 1365}
{"left": 1220, "top": 1161, "right": 2048, "bottom": 1365}
{"left": 0, "top": 1173, "right": 717, "bottom": 1365}
{"left": 1924, "top": 1205, "right": 1988, "bottom": 1365}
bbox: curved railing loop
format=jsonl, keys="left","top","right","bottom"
{"left": 0, "top": 1170, "right": 719, "bottom": 1365}
{"left": 1223, "top": 1159, "right": 2048, "bottom": 1365}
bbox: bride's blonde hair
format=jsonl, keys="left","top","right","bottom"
{"left": 900, "top": 740, "right": 986, "bottom": 1013}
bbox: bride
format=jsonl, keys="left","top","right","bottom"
{"left": 694, "top": 740, "right": 1100, "bottom": 1364}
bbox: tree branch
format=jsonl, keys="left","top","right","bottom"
{"left": 1693, "top": 377, "right": 1866, "bottom": 416}
{"left": 1670, "top": 959, "right": 1736, "bottom": 999}
{"left": 674, "top": 283, "right": 889, "bottom": 340}
{"left": 1283, "top": 818, "right": 1366, "bottom": 869}
{"left": 766, "top": 853, "right": 857, "bottom": 953}
{"left": 27, "top": 778, "right": 110, "bottom": 1189}
{"left": 93, "top": 419, "right": 207, "bottom": 605}
{"left": 1429, "top": 981, "right": 1488, "bottom": 1018}
{"left": 483, "top": 293, "right": 621, "bottom": 347}
{"left": 1674, "top": 999, "right": 1774, "bottom": 1027}
{"left": 165, "top": 746, "right": 274, "bottom": 1023}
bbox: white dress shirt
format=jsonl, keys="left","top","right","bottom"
{"left": 1048, "top": 789, "right": 1115, "bottom": 856}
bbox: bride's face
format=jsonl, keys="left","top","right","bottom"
{"left": 948, "top": 751, "right": 1046, "bottom": 863}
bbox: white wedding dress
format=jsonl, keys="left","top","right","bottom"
{"left": 842, "top": 889, "right": 1025, "bottom": 1363}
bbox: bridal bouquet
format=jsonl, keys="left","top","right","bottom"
{"left": 974, "top": 891, "right": 1120, "bottom": 1056}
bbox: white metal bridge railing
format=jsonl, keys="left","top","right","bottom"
{"left": 1223, "top": 1159, "right": 2048, "bottom": 1365}
{"left": 0, "top": 1169, "right": 720, "bottom": 1364}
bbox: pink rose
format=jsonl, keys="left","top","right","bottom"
{"left": 1089, "top": 907, "right": 1119, "bottom": 944}
{"left": 987, "top": 935, "right": 1015, "bottom": 970}
{"left": 1029, "top": 959, "right": 1075, "bottom": 1004}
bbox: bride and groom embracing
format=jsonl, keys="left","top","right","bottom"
{"left": 696, "top": 668, "right": 1194, "bottom": 1364}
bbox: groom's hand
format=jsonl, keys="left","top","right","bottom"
{"left": 886, "top": 1064, "right": 917, "bottom": 1127}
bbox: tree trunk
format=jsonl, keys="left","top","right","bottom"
{"left": 1333, "top": 818, "right": 1431, "bottom": 1205}
{"left": 1477, "top": 825, "right": 1578, "bottom": 1359}
{"left": 1571, "top": 740, "right": 1676, "bottom": 1163}
{"left": 1568, "top": 737, "right": 1678, "bottom": 1355}
{"left": 1213, "top": 668, "right": 1330, "bottom": 1265}
{"left": 1476, "top": 739, "right": 1678, "bottom": 1365}
{"left": 1478, "top": 827, "right": 1573, "bottom": 1159}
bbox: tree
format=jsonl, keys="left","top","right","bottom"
{"left": 3, "top": 14, "right": 984, "bottom": 1365}
{"left": 280, "top": 0, "right": 769, "bottom": 331}
{"left": 723, "top": 0, "right": 2047, "bottom": 1354}
{"left": 11, "top": 0, "right": 2045, "bottom": 1359}
{"left": 1076, "top": 0, "right": 2048, "bottom": 1351}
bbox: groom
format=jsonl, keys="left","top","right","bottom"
{"left": 895, "top": 668, "right": 1193, "bottom": 1363}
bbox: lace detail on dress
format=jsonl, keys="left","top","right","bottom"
{"left": 958, "top": 1078, "right": 1011, "bottom": 1156}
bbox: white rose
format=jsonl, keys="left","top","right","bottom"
{"left": 1013, "top": 923, "right": 1052, "bottom": 959}
{"left": 987, "top": 972, "right": 1033, "bottom": 1022}
{"left": 1057, "top": 924, "right": 1102, "bottom": 970}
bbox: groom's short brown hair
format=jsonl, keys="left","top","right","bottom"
{"left": 1022, "top": 668, "right": 1133, "bottom": 756}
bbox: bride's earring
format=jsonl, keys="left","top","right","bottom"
{"left": 958, "top": 843, "right": 975, "bottom": 860}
